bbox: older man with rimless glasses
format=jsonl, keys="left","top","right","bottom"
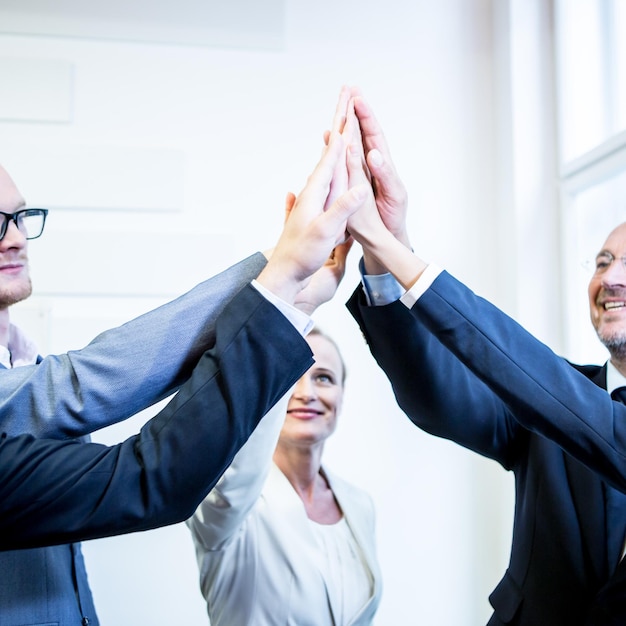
{"left": 337, "top": 87, "right": 626, "bottom": 625}
{"left": 0, "top": 140, "right": 361, "bottom": 626}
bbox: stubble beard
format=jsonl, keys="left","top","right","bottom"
{"left": 597, "top": 325, "right": 626, "bottom": 362}
{"left": 0, "top": 277, "right": 32, "bottom": 309}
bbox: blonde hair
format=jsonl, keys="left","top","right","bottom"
{"left": 307, "top": 327, "right": 347, "bottom": 384}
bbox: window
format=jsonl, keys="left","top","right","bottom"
{"left": 555, "top": 0, "right": 626, "bottom": 361}
{"left": 556, "top": 0, "right": 626, "bottom": 162}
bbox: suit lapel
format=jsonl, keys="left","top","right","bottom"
{"left": 324, "top": 469, "right": 379, "bottom": 625}
{"left": 264, "top": 465, "right": 338, "bottom": 623}
{"left": 265, "top": 464, "right": 379, "bottom": 626}
{"left": 573, "top": 365, "right": 626, "bottom": 574}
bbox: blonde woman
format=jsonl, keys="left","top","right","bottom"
{"left": 187, "top": 328, "right": 381, "bottom": 626}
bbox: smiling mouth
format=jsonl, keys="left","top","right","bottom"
{"left": 288, "top": 409, "right": 322, "bottom": 418}
{"left": 604, "top": 301, "right": 626, "bottom": 310}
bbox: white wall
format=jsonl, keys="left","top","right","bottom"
{"left": 0, "top": 1, "right": 537, "bottom": 623}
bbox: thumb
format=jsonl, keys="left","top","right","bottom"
{"left": 283, "top": 192, "right": 296, "bottom": 224}
{"left": 328, "top": 184, "right": 369, "bottom": 223}
{"left": 332, "top": 236, "right": 355, "bottom": 266}
{"left": 366, "top": 149, "right": 385, "bottom": 177}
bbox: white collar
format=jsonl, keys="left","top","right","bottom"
{"left": 0, "top": 323, "right": 39, "bottom": 369}
{"left": 605, "top": 360, "right": 626, "bottom": 395}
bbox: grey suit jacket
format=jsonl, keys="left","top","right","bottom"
{"left": 0, "top": 252, "right": 266, "bottom": 626}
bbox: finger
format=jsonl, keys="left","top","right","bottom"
{"left": 347, "top": 143, "right": 370, "bottom": 188}
{"left": 332, "top": 236, "right": 354, "bottom": 267}
{"left": 296, "top": 131, "right": 344, "bottom": 221}
{"left": 353, "top": 95, "right": 392, "bottom": 158}
{"left": 325, "top": 130, "right": 349, "bottom": 211}
{"left": 325, "top": 159, "right": 348, "bottom": 212}
{"left": 344, "top": 102, "right": 370, "bottom": 181}
{"left": 325, "top": 183, "right": 369, "bottom": 235}
{"left": 324, "top": 85, "right": 351, "bottom": 147}
{"left": 366, "top": 147, "right": 407, "bottom": 207}
{"left": 342, "top": 99, "right": 357, "bottom": 143}
{"left": 330, "top": 85, "right": 351, "bottom": 135}
{"left": 323, "top": 237, "right": 354, "bottom": 284}
{"left": 365, "top": 149, "right": 385, "bottom": 179}
{"left": 283, "top": 191, "right": 296, "bottom": 224}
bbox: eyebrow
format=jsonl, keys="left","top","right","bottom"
{"left": 312, "top": 366, "right": 341, "bottom": 378}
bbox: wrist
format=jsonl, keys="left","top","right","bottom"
{"left": 256, "top": 263, "right": 302, "bottom": 306}
{"left": 363, "top": 231, "right": 426, "bottom": 291}
{"left": 392, "top": 228, "right": 412, "bottom": 250}
{"left": 362, "top": 250, "right": 388, "bottom": 275}
{"left": 294, "top": 301, "right": 316, "bottom": 316}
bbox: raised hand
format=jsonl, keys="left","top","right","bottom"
{"left": 324, "top": 85, "right": 351, "bottom": 213}
{"left": 343, "top": 105, "right": 425, "bottom": 290}
{"left": 351, "top": 88, "right": 411, "bottom": 250}
{"left": 257, "top": 131, "right": 367, "bottom": 307}
{"left": 342, "top": 103, "right": 389, "bottom": 252}
{"left": 276, "top": 189, "right": 354, "bottom": 315}
{"left": 293, "top": 238, "right": 354, "bottom": 315}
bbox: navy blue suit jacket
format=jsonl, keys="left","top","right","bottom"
{"left": 0, "top": 285, "right": 311, "bottom": 613}
{"left": 347, "top": 271, "right": 626, "bottom": 625}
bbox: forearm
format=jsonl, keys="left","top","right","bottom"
{"left": 418, "top": 271, "right": 626, "bottom": 490}
{"left": 0, "top": 285, "right": 313, "bottom": 550}
{"left": 346, "top": 285, "right": 516, "bottom": 466}
{"left": 361, "top": 233, "right": 426, "bottom": 291}
{"left": 187, "top": 396, "right": 288, "bottom": 550}
{"left": 0, "top": 252, "right": 267, "bottom": 440}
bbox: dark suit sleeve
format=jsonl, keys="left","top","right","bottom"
{"left": 0, "top": 284, "right": 313, "bottom": 550}
{"left": 347, "top": 282, "right": 520, "bottom": 468}
{"left": 351, "top": 271, "right": 626, "bottom": 491}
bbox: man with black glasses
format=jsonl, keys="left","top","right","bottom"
{"left": 0, "top": 160, "right": 274, "bottom": 625}
{"left": 0, "top": 122, "right": 361, "bottom": 626}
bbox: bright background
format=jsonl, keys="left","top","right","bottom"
{"left": 1, "top": 1, "right": 624, "bottom": 624}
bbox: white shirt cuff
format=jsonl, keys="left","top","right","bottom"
{"left": 359, "top": 258, "right": 404, "bottom": 306}
{"left": 400, "top": 264, "right": 443, "bottom": 308}
{"left": 251, "top": 280, "right": 314, "bottom": 336}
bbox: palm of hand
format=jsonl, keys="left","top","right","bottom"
{"left": 293, "top": 239, "right": 353, "bottom": 315}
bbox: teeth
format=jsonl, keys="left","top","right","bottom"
{"left": 605, "top": 302, "right": 626, "bottom": 310}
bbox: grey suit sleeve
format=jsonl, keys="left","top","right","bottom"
{"left": 0, "top": 284, "right": 313, "bottom": 550}
{"left": 0, "top": 252, "right": 267, "bottom": 439}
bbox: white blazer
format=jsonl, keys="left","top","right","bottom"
{"left": 187, "top": 400, "right": 382, "bottom": 626}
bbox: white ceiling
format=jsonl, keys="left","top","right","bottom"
{"left": 0, "top": 0, "right": 285, "bottom": 50}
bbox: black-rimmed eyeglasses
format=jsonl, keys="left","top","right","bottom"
{"left": 0, "top": 208, "right": 48, "bottom": 241}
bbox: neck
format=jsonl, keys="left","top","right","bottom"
{"left": 273, "top": 442, "right": 324, "bottom": 501}
{"left": 273, "top": 441, "right": 342, "bottom": 524}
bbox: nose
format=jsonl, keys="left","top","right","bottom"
{"left": 0, "top": 219, "right": 27, "bottom": 251}
{"left": 292, "top": 374, "right": 316, "bottom": 402}
{"left": 601, "top": 257, "right": 626, "bottom": 288}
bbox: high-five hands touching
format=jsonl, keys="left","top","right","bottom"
{"left": 350, "top": 88, "right": 411, "bottom": 250}
{"left": 257, "top": 129, "right": 367, "bottom": 307}
{"left": 341, "top": 88, "right": 427, "bottom": 290}
{"left": 260, "top": 84, "right": 426, "bottom": 312}
{"left": 281, "top": 190, "right": 354, "bottom": 316}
